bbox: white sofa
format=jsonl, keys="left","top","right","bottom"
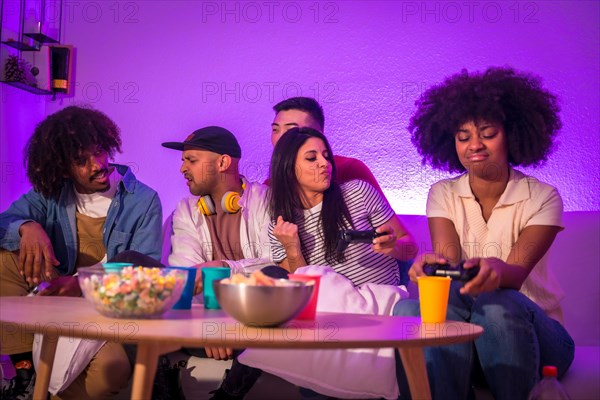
{"left": 3, "top": 214, "right": 595, "bottom": 399}
{"left": 134, "top": 211, "right": 600, "bottom": 399}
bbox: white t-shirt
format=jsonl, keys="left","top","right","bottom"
{"left": 74, "top": 167, "right": 121, "bottom": 217}
{"left": 427, "top": 168, "right": 565, "bottom": 322}
{"left": 269, "top": 180, "right": 399, "bottom": 286}
{"left": 73, "top": 167, "right": 121, "bottom": 263}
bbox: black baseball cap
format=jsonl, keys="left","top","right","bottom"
{"left": 161, "top": 126, "right": 242, "bottom": 158}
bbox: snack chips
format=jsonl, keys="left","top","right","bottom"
{"left": 222, "top": 270, "right": 276, "bottom": 286}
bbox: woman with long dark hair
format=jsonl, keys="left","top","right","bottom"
{"left": 268, "top": 127, "right": 416, "bottom": 285}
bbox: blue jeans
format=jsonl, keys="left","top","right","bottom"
{"left": 393, "top": 281, "right": 574, "bottom": 400}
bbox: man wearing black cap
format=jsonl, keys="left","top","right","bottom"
{"left": 162, "top": 126, "right": 271, "bottom": 275}
{"left": 161, "top": 127, "right": 272, "bottom": 399}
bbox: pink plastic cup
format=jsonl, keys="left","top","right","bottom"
{"left": 288, "top": 274, "right": 321, "bottom": 320}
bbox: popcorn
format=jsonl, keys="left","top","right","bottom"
{"left": 80, "top": 266, "right": 185, "bottom": 318}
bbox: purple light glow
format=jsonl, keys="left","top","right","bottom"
{"left": 1, "top": 1, "right": 598, "bottom": 216}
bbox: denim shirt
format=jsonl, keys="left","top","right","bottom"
{"left": 0, "top": 164, "right": 162, "bottom": 275}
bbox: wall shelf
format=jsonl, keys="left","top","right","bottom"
{"left": 1, "top": 0, "right": 65, "bottom": 95}
{"left": 0, "top": 80, "right": 53, "bottom": 95}
{"left": 23, "top": 33, "right": 59, "bottom": 44}
{"left": 1, "top": 40, "right": 39, "bottom": 51}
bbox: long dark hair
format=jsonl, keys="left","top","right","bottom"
{"left": 24, "top": 105, "right": 122, "bottom": 198}
{"left": 269, "top": 127, "right": 353, "bottom": 263}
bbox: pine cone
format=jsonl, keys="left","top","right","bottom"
{"left": 4, "top": 55, "right": 27, "bottom": 82}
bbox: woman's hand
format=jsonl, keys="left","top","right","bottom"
{"left": 371, "top": 218, "right": 418, "bottom": 261}
{"left": 460, "top": 257, "right": 502, "bottom": 296}
{"left": 372, "top": 223, "right": 397, "bottom": 256}
{"left": 273, "top": 216, "right": 307, "bottom": 272}
{"left": 408, "top": 253, "right": 449, "bottom": 282}
{"left": 273, "top": 216, "right": 301, "bottom": 258}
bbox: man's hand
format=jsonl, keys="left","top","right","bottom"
{"left": 19, "top": 221, "right": 60, "bottom": 285}
{"left": 204, "top": 347, "right": 233, "bottom": 361}
{"left": 192, "top": 261, "right": 227, "bottom": 294}
{"left": 38, "top": 276, "right": 82, "bottom": 297}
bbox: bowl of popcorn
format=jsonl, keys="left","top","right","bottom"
{"left": 78, "top": 265, "right": 187, "bottom": 319}
{"left": 214, "top": 270, "right": 314, "bottom": 327}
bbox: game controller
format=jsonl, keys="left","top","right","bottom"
{"left": 27, "top": 281, "right": 51, "bottom": 296}
{"left": 422, "top": 260, "right": 480, "bottom": 282}
{"left": 336, "top": 229, "right": 385, "bottom": 253}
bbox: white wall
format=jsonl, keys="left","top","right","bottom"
{"left": 2, "top": 1, "right": 599, "bottom": 217}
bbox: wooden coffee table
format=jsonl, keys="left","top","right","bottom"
{"left": 0, "top": 296, "right": 483, "bottom": 399}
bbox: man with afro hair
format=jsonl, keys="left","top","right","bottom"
{"left": 0, "top": 106, "right": 162, "bottom": 399}
{"left": 394, "top": 67, "right": 574, "bottom": 400}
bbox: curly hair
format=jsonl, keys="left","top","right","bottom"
{"left": 24, "top": 106, "right": 122, "bottom": 198}
{"left": 409, "top": 67, "right": 561, "bottom": 172}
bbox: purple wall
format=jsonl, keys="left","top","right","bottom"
{"left": 1, "top": 0, "right": 599, "bottom": 217}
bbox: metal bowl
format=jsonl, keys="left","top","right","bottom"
{"left": 213, "top": 279, "right": 314, "bottom": 327}
{"left": 78, "top": 265, "right": 186, "bottom": 319}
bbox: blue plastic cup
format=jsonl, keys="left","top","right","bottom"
{"left": 202, "top": 267, "right": 230, "bottom": 309}
{"left": 102, "top": 262, "right": 133, "bottom": 272}
{"left": 171, "top": 266, "right": 197, "bottom": 310}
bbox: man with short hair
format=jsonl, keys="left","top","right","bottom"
{"left": 160, "top": 126, "right": 272, "bottom": 399}
{"left": 0, "top": 106, "right": 162, "bottom": 399}
{"left": 270, "top": 96, "right": 384, "bottom": 193}
{"left": 163, "top": 125, "right": 271, "bottom": 276}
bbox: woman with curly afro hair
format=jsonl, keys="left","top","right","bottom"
{"left": 394, "top": 67, "right": 574, "bottom": 400}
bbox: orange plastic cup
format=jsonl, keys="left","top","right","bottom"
{"left": 288, "top": 274, "right": 321, "bottom": 320}
{"left": 417, "top": 276, "right": 451, "bottom": 323}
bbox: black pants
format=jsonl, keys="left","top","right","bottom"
{"left": 186, "top": 265, "right": 290, "bottom": 396}
{"left": 115, "top": 254, "right": 288, "bottom": 397}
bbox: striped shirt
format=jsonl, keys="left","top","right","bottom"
{"left": 269, "top": 180, "right": 399, "bottom": 286}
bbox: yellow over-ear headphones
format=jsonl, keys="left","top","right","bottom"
{"left": 197, "top": 183, "right": 246, "bottom": 216}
